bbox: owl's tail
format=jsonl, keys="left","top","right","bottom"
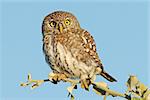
{"left": 100, "top": 70, "right": 117, "bottom": 82}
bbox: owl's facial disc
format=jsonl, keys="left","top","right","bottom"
{"left": 42, "top": 11, "right": 81, "bottom": 35}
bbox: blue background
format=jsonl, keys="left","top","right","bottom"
{"left": 1, "top": 0, "right": 149, "bottom": 100}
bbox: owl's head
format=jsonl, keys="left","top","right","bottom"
{"left": 42, "top": 11, "right": 81, "bottom": 35}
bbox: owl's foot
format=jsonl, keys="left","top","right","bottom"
{"left": 80, "top": 78, "right": 91, "bottom": 91}
{"left": 48, "top": 72, "right": 68, "bottom": 84}
{"left": 49, "top": 73, "right": 79, "bottom": 100}
{"left": 20, "top": 73, "right": 46, "bottom": 89}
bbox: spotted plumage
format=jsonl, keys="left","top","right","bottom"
{"left": 42, "top": 11, "right": 117, "bottom": 85}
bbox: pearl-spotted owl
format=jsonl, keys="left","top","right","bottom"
{"left": 42, "top": 11, "right": 117, "bottom": 90}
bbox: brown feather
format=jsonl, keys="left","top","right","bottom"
{"left": 100, "top": 71, "right": 117, "bottom": 82}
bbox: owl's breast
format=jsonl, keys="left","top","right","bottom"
{"left": 43, "top": 32, "right": 97, "bottom": 79}
{"left": 43, "top": 34, "right": 60, "bottom": 72}
{"left": 53, "top": 41, "right": 97, "bottom": 78}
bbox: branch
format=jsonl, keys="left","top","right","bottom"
{"left": 92, "top": 81, "right": 129, "bottom": 100}
{"left": 20, "top": 74, "right": 150, "bottom": 100}
{"left": 92, "top": 75, "right": 150, "bottom": 100}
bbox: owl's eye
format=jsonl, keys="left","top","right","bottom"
{"left": 50, "top": 21, "right": 56, "bottom": 27}
{"left": 64, "top": 18, "right": 71, "bottom": 25}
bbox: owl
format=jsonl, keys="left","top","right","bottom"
{"left": 42, "top": 11, "right": 117, "bottom": 89}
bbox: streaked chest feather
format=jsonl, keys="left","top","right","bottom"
{"left": 43, "top": 34, "right": 96, "bottom": 78}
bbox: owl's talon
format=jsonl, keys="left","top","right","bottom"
{"left": 52, "top": 76, "right": 59, "bottom": 83}
{"left": 74, "top": 85, "right": 77, "bottom": 89}
{"left": 51, "top": 79, "right": 58, "bottom": 84}
{"left": 80, "top": 79, "right": 91, "bottom": 91}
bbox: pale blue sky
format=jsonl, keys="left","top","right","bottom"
{"left": 0, "top": 0, "right": 149, "bottom": 100}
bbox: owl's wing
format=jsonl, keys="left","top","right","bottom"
{"left": 78, "top": 30, "right": 117, "bottom": 82}
{"left": 58, "top": 29, "right": 117, "bottom": 82}
{"left": 56, "top": 29, "right": 102, "bottom": 67}
{"left": 78, "top": 30, "right": 103, "bottom": 68}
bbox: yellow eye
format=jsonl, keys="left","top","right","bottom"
{"left": 65, "top": 19, "right": 71, "bottom": 25}
{"left": 50, "top": 21, "right": 56, "bottom": 27}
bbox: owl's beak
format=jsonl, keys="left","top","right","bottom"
{"left": 57, "top": 23, "right": 63, "bottom": 33}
